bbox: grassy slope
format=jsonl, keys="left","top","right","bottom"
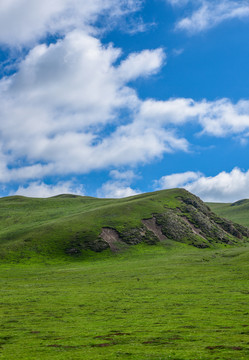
{"left": 0, "top": 189, "right": 200, "bottom": 261}
{"left": 1, "top": 188, "right": 249, "bottom": 262}
{"left": 208, "top": 199, "right": 249, "bottom": 227}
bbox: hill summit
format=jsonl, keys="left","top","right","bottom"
{"left": 1, "top": 188, "right": 249, "bottom": 262}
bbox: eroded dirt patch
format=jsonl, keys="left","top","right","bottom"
{"left": 142, "top": 337, "right": 170, "bottom": 345}
{"left": 142, "top": 217, "right": 166, "bottom": 241}
{"left": 91, "top": 343, "right": 114, "bottom": 347}
{"left": 101, "top": 228, "right": 125, "bottom": 252}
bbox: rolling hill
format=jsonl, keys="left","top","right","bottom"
{"left": 208, "top": 199, "right": 249, "bottom": 227}
{"left": 1, "top": 188, "right": 249, "bottom": 262}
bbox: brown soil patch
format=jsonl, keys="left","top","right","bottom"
{"left": 47, "top": 344, "right": 84, "bottom": 349}
{"left": 100, "top": 228, "right": 124, "bottom": 252}
{"left": 206, "top": 345, "right": 243, "bottom": 351}
{"left": 142, "top": 338, "right": 170, "bottom": 345}
{"left": 91, "top": 343, "right": 113, "bottom": 347}
{"left": 206, "top": 345, "right": 226, "bottom": 350}
{"left": 94, "top": 336, "right": 113, "bottom": 341}
{"left": 142, "top": 217, "right": 166, "bottom": 241}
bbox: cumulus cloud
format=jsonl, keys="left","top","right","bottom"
{"left": 13, "top": 180, "right": 84, "bottom": 198}
{"left": 118, "top": 49, "right": 166, "bottom": 81}
{"left": 137, "top": 97, "right": 249, "bottom": 136}
{"left": 156, "top": 168, "right": 249, "bottom": 202}
{"left": 0, "top": 29, "right": 196, "bottom": 184}
{"left": 97, "top": 170, "right": 140, "bottom": 198}
{"left": 155, "top": 171, "right": 202, "bottom": 189}
{"left": 173, "top": 0, "right": 249, "bottom": 34}
{"left": 0, "top": 0, "right": 142, "bottom": 46}
{"left": 1, "top": 37, "right": 249, "bottom": 186}
{"left": 197, "top": 99, "right": 249, "bottom": 136}
{"left": 109, "top": 169, "right": 139, "bottom": 181}
{"left": 138, "top": 98, "right": 203, "bottom": 124}
{"left": 2, "top": 45, "right": 249, "bottom": 185}
{"left": 97, "top": 182, "right": 140, "bottom": 198}
{"left": 1, "top": 0, "right": 249, "bottom": 195}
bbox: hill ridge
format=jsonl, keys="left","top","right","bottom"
{"left": 1, "top": 188, "right": 249, "bottom": 262}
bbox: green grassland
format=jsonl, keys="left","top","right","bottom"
{"left": 1, "top": 189, "right": 249, "bottom": 359}
{"left": 1, "top": 243, "right": 249, "bottom": 359}
{"left": 208, "top": 199, "right": 249, "bottom": 227}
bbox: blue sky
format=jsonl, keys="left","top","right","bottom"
{"left": 1, "top": 0, "right": 249, "bottom": 201}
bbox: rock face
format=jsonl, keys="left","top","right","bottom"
{"left": 99, "top": 192, "right": 249, "bottom": 252}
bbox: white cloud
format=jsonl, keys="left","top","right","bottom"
{"left": 137, "top": 97, "right": 249, "bottom": 136}
{"left": 174, "top": 0, "right": 249, "bottom": 34}
{"left": 94, "top": 125, "right": 189, "bottom": 168}
{"left": 0, "top": 31, "right": 193, "bottom": 183}
{"left": 118, "top": 49, "right": 166, "bottom": 81}
{"left": 155, "top": 171, "right": 202, "bottom": 189}
{"left": 197, "top": 99, "right": 249, "bottom": 136}
{"left": 137, "top": 98, "right": 203, "bottom": 124}
{"left": 5, "top": 31, "right": 125, "bottom": 127}
{"left": 1, "top": 39, "right": 249, "bottom": 185}
{"left": 0, "top": 0, "right": 142, "bottom": 46}
{"left": 156, "top": 168, "right": 249, "bottom": 202}
{"left": 97, "top": 169, "right": 140, "bottom": 198}
{"left": 97, "top": 182, "right": 140, "bottom": 198}
{"left": 2, "top": 49, "right": 249, "bottom": 184}
{"left": 13, "top": 180, "right": 84, "bottom": 198}
{"left": 109, "top": 169, "right": 138, "bottom": 181}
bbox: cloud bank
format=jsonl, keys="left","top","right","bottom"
{"left": 156, "top": 168, "right": 249, "bottom": 202}
{"left": 1, "top": 39, "right": 249, "bottom": 186}
{"left": 0, "top": 0, "right": 142, "bottom": 46}
{"left": 1, "top": 1, "right": 249, "bottom": 198}
{"left": 0, "top": 31, "right": 172, "bottom": 182}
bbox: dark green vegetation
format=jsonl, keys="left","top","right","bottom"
{"left": 2, "top": 189, "right": 249, "bottom": 359}
{"left": 1, "top": 188, "right": 249, "bottom": 262}
{"left": 208, "top": 199, "right": 249, "bottom": 227}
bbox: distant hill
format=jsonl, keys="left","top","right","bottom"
{"left": 1, "top": 189, "right": 249, "bottom": 262}
{"left": 208, "top": 199, "right": 249, "bottom": 227}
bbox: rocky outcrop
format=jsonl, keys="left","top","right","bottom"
{"left": 97, "top": 192, "right": 249, "bottom": 252}
{"left": 142, "top": 217, "right": 167, "bottom": 241}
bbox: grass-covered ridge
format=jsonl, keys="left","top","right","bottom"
{"left": 1, "top": 188, "right": 249, "bottom": 262}
{"left": 208, "top": 199, "right": 249, "bottom": 227}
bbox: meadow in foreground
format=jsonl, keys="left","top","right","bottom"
{"left": 1, "top": 242, "right": 249, "bottom": 360}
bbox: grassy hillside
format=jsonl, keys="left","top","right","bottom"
{"left": 208, "top": 199, "right": 249, "bottom": 227}
{"left": 1, "top": 188, "right": 249, "bottom": 262}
